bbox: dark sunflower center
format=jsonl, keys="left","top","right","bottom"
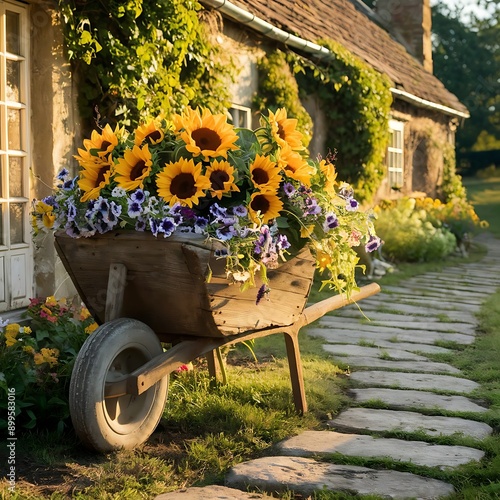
{"left": 100, "top": 140, "right": 112, "bottom": 152}
{"left": 146, "top": 130, "right": 161, "bottom": 142}
{"left": 284, "top": 163, "right": 296, "bottom": 173}
{"left": 96, "top": 164, "right": 111, "bottom": 186}
{"left": 251, "top": 194, "right": 270, "bottom": 214}
{"left": 192, "top": 128, "right": 222, "bottom": 151}
{"left": 252, "top": 168, "right": 269, "bottom": 185}
{"left": 130, "top": 160, "right": 147, "bottom": 181}
{"left": 277, "top": 124, "right": 286, "bottom": 140}
{"left": 170, "top": 173, "right": 197, "bottom": 199}
{"left": 210, "top": 170, "right": 230, "bottom": 190}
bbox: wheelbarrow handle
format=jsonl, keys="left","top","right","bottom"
{"left": 301, "top": 282, "right": 381, "bottom": 327}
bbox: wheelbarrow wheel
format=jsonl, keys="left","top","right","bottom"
{"left": 69, "top": 318, "right": 168, "bottom": 452}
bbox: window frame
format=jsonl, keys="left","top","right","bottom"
{"left": 387, "top": 119, "right": 404, "bottom": 191}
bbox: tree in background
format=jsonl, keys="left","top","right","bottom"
{"left": 432, "top": 0, "right": 500, "bottom": 152}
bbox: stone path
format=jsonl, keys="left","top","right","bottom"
{"left": 157, "top": 234, "right": 500, "bottom": 499}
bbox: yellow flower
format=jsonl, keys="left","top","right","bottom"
{"left": 5, "top": 333, "right": 18, "bottom": 347}
{"left": 23, "top": 346, "right": 35, "bottom": 354}
{"left": 34, "top": 201, "right": 56, "bottom": 229}
{"left": 74, "top": 124, "right": 119, "bottom": 164}
{"left": 79, "top": 307, "right": 92, "bottom": 321}
{"left": 45, "top": 296, "right": 58, "bottom": 307}
{"left": 205, "top": 160, "right": 240, "bottom": 199}
{"left": 248, "top": 191, "right": 283, "bottom": 224}
{"left": 115, "top": 144, "right": 153, "bottom": 191}
{"left": 250, "top": 155, "right": 282, "bottom": 193}
{"left": 173, "top": 107, "right": 239, "bottom": 160}
{"left": 78, "top": 156, "right": 114, "bottom": 202}
{"left": 268, "top": 108, "right": 304, "bottom": 150}
{"left": 22, "top": 326, "right": 32, "bottom": 334}
{"left": 85, "top": 322, "right": 99, "bottom": 334}
{"left": 278, "top": 146, "right": 315, "bottom": 187}
{"left": 156, "top": 158, "right": 211, "bottom": 208}
{"left": 319, "top": 159, "right": 338, "bottom": 195}
{"left": 134, "top": 119, "right": 166, "bottom": 146}
{"left": 5, "top": 323, "right": 20, "bottom": 335}
{"left": 300, "top": 224, "right": 315, "bottom": 238}
{"left": 34, "top": 348, "right": 59, "bottom": 367}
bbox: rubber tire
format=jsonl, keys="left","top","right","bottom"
{"left": 69, "top": 318, "right": 168, "bottom": 452}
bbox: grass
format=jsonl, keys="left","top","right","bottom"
{"left": 463, "top": 175, "right": 500, "bottom": 237}
{"left": 3, "top": 176, "right": 500, "bottom": 499}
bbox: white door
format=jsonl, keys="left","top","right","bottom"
{"left": 0, "top": 1, "right": 32, "bottom": 311}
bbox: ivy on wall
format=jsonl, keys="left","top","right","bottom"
{"left": 296, "top": 39, "right": 393, "bottom": 202}
{"left": 254, "top": 50, "right": 313, "bottom": 148}
{"left": 58, "top": 0, "right": 234, "bottom": 131}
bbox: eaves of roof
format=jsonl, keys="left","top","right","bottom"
{"left": 201, "top": 0, "right": 469, "bottom": 119}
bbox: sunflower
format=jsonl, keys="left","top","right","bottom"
{"left": 268, "top": 108, "right": 304, "bottom": 150}
{"left": 78, "top": 157, "right": 114, "bottom": 202}
{"left": 134, "top": 119, "right": 166, "bottom": 146}
{"left": 250, "top": 154, "right": 282, "bottom": 193}
{"left": 248, "top": 191, "right": 283, "bottom": 224}
{"left": 156, "top": 157, "right": 211, "bottom": 208}
{"left": 75, "top": 124, "right": 120, "bottom": 164}
{"left": 205, "top": 160, "right": 240, "bottom": 199}
{"left": 173, "top": 107, "right": 239, "bottom": 160}
{"left": 115, "top": 145, "right": 153, "bottom": 191}
{"left": 278, "top": 146, "right": 315, "bottom": 186}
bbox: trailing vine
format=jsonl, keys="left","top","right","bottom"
{"left": 58, "top": 0, "right": 234, "bottom": 132}
{"left": 254, "top": 50, "right": 313, "bottom": 148}
{"left": 295, "top": 39, "right": 393, "bottom": 202}
{"left": 440, "top": 141, "right": 468, "bottom": 202}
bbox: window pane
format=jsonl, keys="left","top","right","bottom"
{"left": 6, "top": 11, "right": 21, "bottom": 55}
{"left": 0, "top": 205, "right": 3, "bottom": 245}
{"left": 10, "top": 202, "right": 24, "bottom": 244}
{"left": 6, "top": 60, "right": 21, "bottom": 102}
{"left": 8, "top": 108, "right": 21, "bottom": 150}
{"left": 9, "top": 157, "right": 23, "bottom": 197}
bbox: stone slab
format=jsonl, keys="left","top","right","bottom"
{"left": 410, "top": 278, "right": 497, "bottom": 294}
{"left": 329, "top": 408, "right": 492, "bottom": 440}
{"left": 321, "top": 316, "right": 476, "bottom": 335}
{"left": 321, "top": 343, "right": 428, "bottom": 361}
{"left": 349, "top": 370, "right": 480, "bottom": 394}
{"left": 383, "top": 285, "right": 488, "bottom": 301}
{"left": 225, "top": 456, "right": 455, "bottom": 499}
{"left": 330, "top": 356, "right": 460, "bottom": 374}
{"left": 359, "top": 297, "right": 481, "bottom": 313}
{"left": 350, "top": 388, "right": 488, "bottom": 413}
{"left": 156, "top": 486, "right": 268, "bottom": 499}
{"left": 352, "top": 339, "right": 453, "bottom": 355}
{"left": 307, "top": 327, "right": 476, "bottom": 346}
{"left": 276, "top": 430, "right": 485, "bottom": 469}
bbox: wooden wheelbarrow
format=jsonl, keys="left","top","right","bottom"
{"left": 55, "top": 231, "right": 380, "bottom": 452}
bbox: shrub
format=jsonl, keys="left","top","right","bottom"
{"left": 374, "top": 198, "right": 457, "bottom": 262}
{"left": 0, "top": 297, "right": 97, "bottom": 433}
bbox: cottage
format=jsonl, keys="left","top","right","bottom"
{"left": 0, "top": 0, "right": 467, "bottom": 314}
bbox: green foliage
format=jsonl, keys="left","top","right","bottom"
{"left": 0, "top": 297, "right": 97, "bottom": 432}
{"left": 440, "top": 141, "right": 468, "bottom": 201}
{"left": 58, "top": 0, "right": 234, "bottom": 131}
{"left": 374, "top": 198, "right": 457, "bottom": 262}
{"left": 432, "top": 2, "right": 500, "bottom": 152}
{"left": 255, "top": 50, "right": 314, "bottom": 147}
{"left": 295, "top": 39, "right": 392, "bottom": 202}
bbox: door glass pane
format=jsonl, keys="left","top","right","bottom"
{"left": 10, "top": 202, "right": 24, "bottom": 244}
{"left": 6, "top": 11, "right": 21, "bottom": 55}
{"left": 8, "top": 108, "right": 21, "bottom": 150}
{"left": 9, "top": 157, "right": 23, "bottom": 197}
{"left": 6, "top": 60, "right": 21, "bottom": 102}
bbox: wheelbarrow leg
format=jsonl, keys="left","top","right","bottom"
{"left": 206, "top": 349, "right": 219, "bottom": 380}
{"left": 283, "top": 329, "right": 307, "bottom": 414}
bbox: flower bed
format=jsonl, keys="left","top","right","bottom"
{"left": 33, "top": 107, "right": 380, "bottom": 298}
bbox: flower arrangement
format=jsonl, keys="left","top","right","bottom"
{"left": 0, "top": 297, "right": 98, "bottom": 431}
{"left": 32, "top": 107, "right": 380, "bottom": 297}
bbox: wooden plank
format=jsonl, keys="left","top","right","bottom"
{"left": 105, "top": 263, "right": 127, "bottom": 322}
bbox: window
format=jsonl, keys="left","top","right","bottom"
{"left": 0, "top": 1, "right": 32, "bottom": 311}
{"left": 387, "top": 119, "right": 404, "bottom": 190}
{"left": 229, "top": 104, "right": 251, "bottom": 129}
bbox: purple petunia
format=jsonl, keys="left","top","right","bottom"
{"left": 323, "top": 212, "right": 339, "bottom": 231}
{"left": 232, "top": 205, "right": 247, "bottom": 217}
{"left": 365, "top": 235, "right": 382, "bottom": 253}
{"left": 283, "top": 182, "right": 296, "bottom": 197}
{"left": 128, "top": 200, "right": 142, "bottom": 218}
{"left": 346, "top": 198, "right": 359, "bottom": 212}
{"left": 56, "top": 168, "right": 69, "bottom": 180}
{"left": 131, "top": 189, "right": 146, "bottom": 204}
